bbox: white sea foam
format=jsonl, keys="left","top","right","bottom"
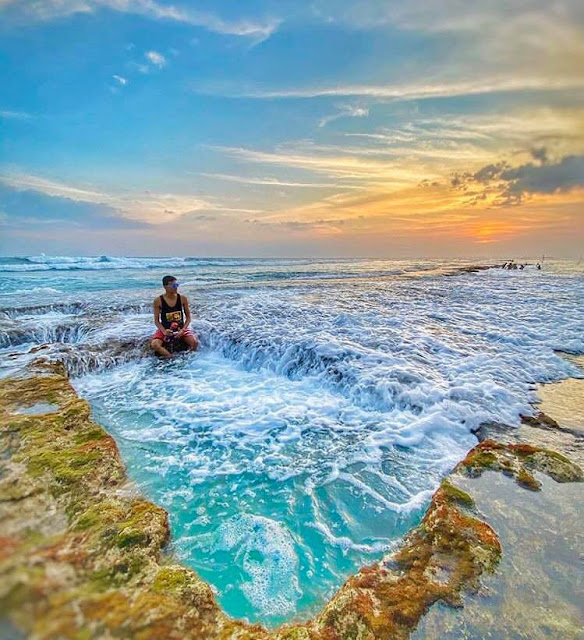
{"left": 212, "top": 514, "right": 301, "bottom": 618}
{"left": 309, "top": 521, "right": 393, "bottom": 555}
{"left": 0, "top": 286, "right": 62, "bottom": 296}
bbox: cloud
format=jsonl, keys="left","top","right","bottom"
{"left": 0, "top": 0, "right": 280, "bottom": 40}
{"left": 145, "top": 50, "right": 165, "bottom": 68}
{"left": 195, "top": 76, "right": 584, "bottom": 102}
{"left": 112, "top": 74, "right": 127, "bottom": 85}
{"left": 206, "top": 106, "right": 583, "bottom": 232}
{"left": 319, "top": 104, "right": 369, "bottom": 128}
{"left": 529, "top": 147, "right": 548, "bottom": 164}
{"left": 186, "top": 2, "right": 582, "bottom": 103}
{"left": 199, "top": 172, "right": 365, "bottom": 189}
{"left": 0, "top": 184, "right": 145, "bottom": 230}
{"left": 346, "top": 110, "right": 584, "bottom": 147}
{"left": 211, "top": 144, "right": 439, "bottom": 185}
{"left": 0, "top": 110, "right": 34, "bottom": 120}
{"left": 0, "top": 174, "right": 104, "bottom": 200}
{"left": 451, "top": 153, "right": 584, "bottom": 206}
{"left": 246, "top": 217, "right": 347, "bottom": 232}
{"left": 500, "top": 155, "right": 584, "bottom": 203}
{"left": 0, "top": 172, "right": 265, "bottom": 224}
{"left": 134, "top": 63, "right": 150, "bottom": 74}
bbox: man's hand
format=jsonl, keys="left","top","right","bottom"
{"left": 177, "top": 329, "right": 185, "bottom": 338}
{"left": 164, "top": 329, "right": 173, "bottom": 337}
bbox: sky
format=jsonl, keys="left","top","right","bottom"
{"left": 1, "top": 0, "right": 583, "bottom": 258}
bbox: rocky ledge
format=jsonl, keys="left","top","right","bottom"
{"left": 1, "top": 366, "right": 582, "bottom": 639}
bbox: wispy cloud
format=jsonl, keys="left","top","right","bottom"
{"left": 199, "top": 76, "right": 584, "bottom": 101}
{"left": 319, "top": 104, "right": 369, "bottom": 128}
{"left": 0, "top": 110, "right": 34, "bottom": 120}
{"left": 145, "top": 50, "right": 166, "bottom": 68}
{"left": 204, "top": 104, "right": 584, "bottom": 246}
{"left": 112, "top": 74, "right": 127, "bottom": 85}
{"left": 200, "top": 172, "right": 365, "bottom": 189}
{"left": 0, "top": 172, "right": 265, "bottom": 224}
{"left": 246, "top": 217, "right": 348, "bottom": 234}
{"left": 345, "top": 110, "right": 584, "bottom": 157}
{"left": 309, "top": 1, "right": 584, "bottom": 71}
{"left": 211, "top": 144, "right": 443, "bottom": 184}
{"left": 0, "top": 174, "right": 104, "bottom": 200}
{"left": 1, "top": 0, "right": 280, "bottom": 40}
{"left": 288, "top": 140, "right": 495, "bottom": 163}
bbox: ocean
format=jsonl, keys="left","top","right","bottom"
{"left": 1, "top": 255, "right": 583, "bottom": 626}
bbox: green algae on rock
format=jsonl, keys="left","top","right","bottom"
{"left": 1, "top": 367, "right": 582, "bottom": 640}
{"left": 455, "top": 439, "right": 583, "bottom": 488}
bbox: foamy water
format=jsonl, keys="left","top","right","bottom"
{"left": 1, "top": 256, "right": 582, "bottom": 625}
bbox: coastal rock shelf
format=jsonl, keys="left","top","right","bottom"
{"left": 1, "top": 366, "right": 582, "bottom": 639}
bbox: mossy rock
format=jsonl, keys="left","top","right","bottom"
{"left": 152, "top": 568, "right": 189, "bottom": 593}
{"left": 440, "top": 479, "right": 475, "bottom": 508}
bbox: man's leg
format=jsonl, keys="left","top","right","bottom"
{"left": 151, "top": 338, "right": 172, "bottom": 358}
{"left": 182, "top": 334, "right": 198, "bottom": 351}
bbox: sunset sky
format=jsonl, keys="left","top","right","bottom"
{"left": 1, "top": 0, "right": 583, "bottom": 257}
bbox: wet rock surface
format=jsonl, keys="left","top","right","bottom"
{"left": 0, "top": 365, "right": 582, "bottom": 639}
{"left": 474, "top": 411, "right": 584, "bottom": 467}
{"left": 411, "top": 474, "right": 583, "bottom": 640}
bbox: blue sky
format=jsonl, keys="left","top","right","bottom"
{"left": 1, "top": 0, "right": 583, "bottom": 257}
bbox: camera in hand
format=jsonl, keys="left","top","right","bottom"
{"left": 163, "top": 321, "right": 186, "bottom": 353}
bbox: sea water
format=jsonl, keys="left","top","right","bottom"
{"left": 1, "top": 256, "right": 583, "bottom": 626}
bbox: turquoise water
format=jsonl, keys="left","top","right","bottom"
{"left": 79, "top": 355, "right": 450, "bottom": 623}
{"left": 1, "top": 256, "right": 583, "bottom": 625}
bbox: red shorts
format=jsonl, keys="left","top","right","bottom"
{"left": 152, "top": 327, "right": 195, "bottom": 341}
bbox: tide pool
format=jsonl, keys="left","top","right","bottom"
{"left": 75, "top": 353, "right": 468, "bottom": 624}
{"left": 1, "top": 256, "right": 583, "bottom": 625}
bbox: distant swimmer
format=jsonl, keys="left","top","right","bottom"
{"left": 536, "top": 263, "right": 542, "bottom": 270}
{"left": 151, "top": 275, "right": 198, "bottom": 358}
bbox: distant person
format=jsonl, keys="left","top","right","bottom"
{"left": 151, "top": 275, "right": 197, "bottom": 358}
{"left": 519, "top": 263, "right": 525, "bottom": 270}
{"left": 536, "top": 263, "right": 542, "bottom": 270}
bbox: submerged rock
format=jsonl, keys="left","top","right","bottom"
{"left": 0, "top": 366, "right": 582, "bottom": 639}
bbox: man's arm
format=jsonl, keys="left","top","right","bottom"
{"left": 153, "top": 297, "right": 168, "bottom": 334}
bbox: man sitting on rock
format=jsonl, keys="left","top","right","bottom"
{"left": 150, "top": 275, "right": 197, "bottom": 358}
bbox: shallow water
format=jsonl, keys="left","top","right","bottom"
{"left": 1, "top": 256, "right": 583, "bottom": 625}
{"left": 13, "top": 402, "right": 60, "bottom": 415}
{"left": 413, "top": 473, "right": 584, "bottom": 640}
{"left": 537, "top": 355, "right": 584, "bottom": 433}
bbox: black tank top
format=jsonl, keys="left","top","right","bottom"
{"left": 159, "top": 294, "right": 184, "bottom": 329}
